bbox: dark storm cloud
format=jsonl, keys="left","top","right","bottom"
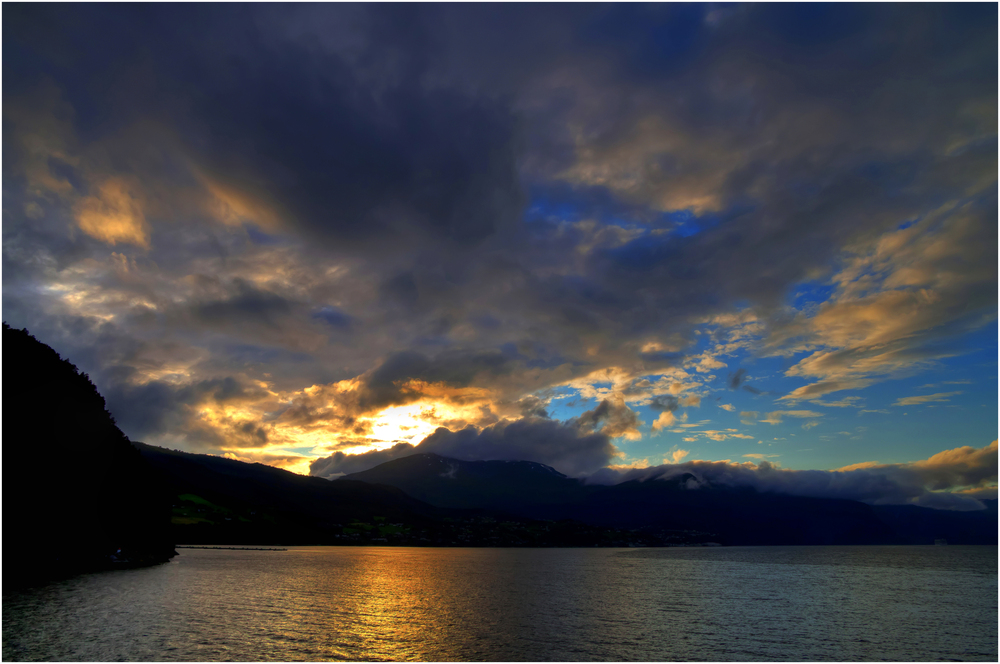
{"left": 648, "top": 395, "right": 680, "bottom": 413}
{"left": 310, "top": 416, "right": 617, "bottom": 479}
{"left": 191, "top": 279, "right": 294, "bottom": 330}
{"left": 574, "top": 398, "right": 643, "bottom": 440}
{"left": 310, "top": 306, "right": 353, "bottom": 330}
{"left": 360, "top": 349, "right": 512, "bottom": 409}
{"left": 513, "top": 395, "right": 549, "bottom": 419}
{"left": 7, "top": 4, "right": 993, "bottom": 347}
{"left": 5, "top": 4, "right": 525, "bottom": 254}
{"left": 727, "top": 369, "right": 747, "bottom": 391}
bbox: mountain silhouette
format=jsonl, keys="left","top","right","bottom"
{"left": 3, "top": 324, "right": 176, "bottom": 586}
{"left": 134, "top": 443, "right": 668, "bottom": 547}
{"left": 346, "top": 456, "right": 893, "bottom": 544}
{"left": 134, "top": 442, "right": 447, "bottom": 543}
{"left": 342, "top": 453, "right": 998, "bottom": 545}
{"left": 342, "top": 453, "right": 590, "bottom": 510}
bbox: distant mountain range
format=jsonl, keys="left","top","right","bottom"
{"left": 344, "top": 453, "right": 998, "bottom": 545}
{"left": 147, "top": 445, "right": 996, "bottom": 546}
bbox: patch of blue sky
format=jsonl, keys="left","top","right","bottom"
{"left": 666, "top": 208, "right": 724, "bottom": 238}
{"left": 525, "top": 196, "right": 585, "bottom": 224}
{"left": 311, "top": 305, "right": 353, "bottom": 328}
{"left": 545, "top": 395, "right": 595, "bottom": 423}
{"left": 837, "top": 392, "right": 994, "bottom": 468}
{"left": 285, "top": 446, "right": 319, "bottom": 456}
{"left": 940, "top": 329, "right": 999, "bottom": 385}
{"left": 788, "top": 280, "right": 837, "bottom": 308}
{"left": 525, "top": 183, "right": 740, "bottom": 247}
{"left": 524, "top": 182, "right": 652, "bottom": 226}
{"left": 857, "top": 330, "right": 996, "bottom": 408}
{"left": 545, "top": 386, "right": 580, "bottom": 400}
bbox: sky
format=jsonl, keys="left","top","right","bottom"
{"left": 3, "top": 4, "right": 997, "bottom": 509}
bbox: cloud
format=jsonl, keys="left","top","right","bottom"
{"left": 911, "top": 440, "right": 998, "bottom": 491}
{"left": 719, "top": 403, "right": 735, "bottom": 412}
{"left": 727, "top": 368, "right": 747, "bottom": 390}
{"left": 73, "top": 178, "right": 150, "bottom": 247}
{"left": 760, "top": 410, "right": 823, "bottom": 425}
{"left": 309, "top": 442, "right": 418, "bottom": 479}
{"left": 775, "top": 199, "right": 997, "bottom": 401}
{"left": 651, "top": 411, "right": 676, "bottom": 432}
{"left": 808, "top": 396, "right": 863, "bottom": 408}
{"left": 574, "top": 397, "right": 643, "bottom": 440}
{"left": 893, "top": 391, "right": 963, "bottom": 407}
{"left": 310, "top": 416, "right": 618, "bottom": 478}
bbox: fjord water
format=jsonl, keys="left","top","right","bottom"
{"left": 3, "top": 546, "right": 996, "bottom": 661}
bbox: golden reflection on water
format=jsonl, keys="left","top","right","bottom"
{"left": 2, "top": 546, "right": 997, "bottom": 662}
{"left": 281, "top": 547, "right": 492, "bottom": 661}
{"left": 275, "top": 547, "right": 620, "bottom": 661}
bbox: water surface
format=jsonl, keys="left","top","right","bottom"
{"left": 3, "top": 546, "right": 996, "bottom": 661}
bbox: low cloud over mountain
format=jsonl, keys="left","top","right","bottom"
{"left": 588, "top": 441, "right": 998, "bottom": 511}
{"left": 311, "top": 415, "right": 617, "bottom": 479}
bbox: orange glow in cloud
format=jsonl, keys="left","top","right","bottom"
{"left": 74, "top": 178, "right": 150, "bottom": 247}
{"left": 360, "top": 403, "right": 448, "bottom": 451}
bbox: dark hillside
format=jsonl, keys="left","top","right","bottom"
{"left": 3, "top": 324, "right": 176, "bottom": 586}
{"left": 342, "top": 454, "right": 997, "bottom": 546}
{"left": 343, "top": 453, "right": 591, "bottom": 510}
{"left": 135, "top": 443, "right": 663, "bottom": 547}
{"left": 134, "top": 442, "right": 447, "bottom": 544}
{"left": 871, "top": 500, "right": 998, "bottom": 544}
{"left": 570, "top": 478, "right": 899, "bottom": 545}
{"left": 347, "top": 456, "right": 899, "bottom": 544}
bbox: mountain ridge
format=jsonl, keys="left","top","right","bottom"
{"left": 340, "top": 451, "right": 998, "bottom": 545}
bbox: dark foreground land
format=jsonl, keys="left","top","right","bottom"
{"left": 3, "top": 325, "right": 177, "bottom": 588}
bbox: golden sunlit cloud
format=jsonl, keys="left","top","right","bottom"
{"left": 668, "top": 449, "right": 689, "bottom": 463}
{"left": 74, "top": 177, "right": 150, "bottom": 247}
{"left": 651, "top": 410, "right": 675, "bottom": 432}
